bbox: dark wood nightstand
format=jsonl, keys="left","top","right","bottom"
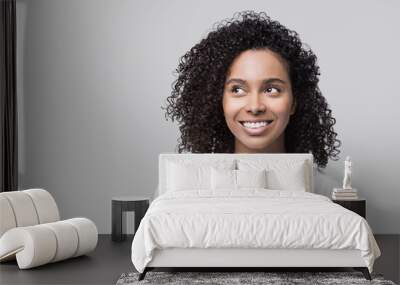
{"left": 111, "top": 196, "right": 150, "bottom": 242}
{"left": 332, "top": 198, "right": 366, "bottom": 219}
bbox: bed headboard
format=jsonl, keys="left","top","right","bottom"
{"left": 156, "top": 153, "right": 314, "bottom": 197}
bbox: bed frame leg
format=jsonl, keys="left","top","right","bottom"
{"left": 138, "top": 268, "right": 148, "bottom": 281}
{"left": 354, "top": 267, "right": 371, "bottom": 280}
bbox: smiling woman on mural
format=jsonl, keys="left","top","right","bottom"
{"left": 163, "top": 10, "right": 341, "bottom": 168}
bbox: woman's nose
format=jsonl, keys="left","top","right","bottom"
{"left": 246, "top": 94, "right": 266, "bottom": 115}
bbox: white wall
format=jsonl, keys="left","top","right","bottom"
{"left": 16, "top": 0, "right": 400, "bottom": 234}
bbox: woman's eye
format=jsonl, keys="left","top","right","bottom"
{"left": 230, "top": 86, "right": 245, "bottom": 94}
{"left": 265, "top": 87, "right": 280, "bottom": 95}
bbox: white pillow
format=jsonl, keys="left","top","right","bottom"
{"left": 268, "top": 162, "right": 306, "bottom": 191}
{"left": 237, "top": 159, "right": 309, "bottom": 191}
{"left": 210, "top": 168, "right": 236, "bottom": 190}
{"left": 166, "top": 159, "right": 235, "bottom": 192}
{"left": 236, "top": 169, "right": 267, "bottom": 189}
{"left": 210, "top": 168, "right": 268, "bottom": 190}
{"left": 166, "top": 161, "right": 209, "bottom": 191}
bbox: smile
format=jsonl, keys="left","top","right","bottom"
{"left": 240, "top": 120, "right": 273, "bottom": 129}
{"left": 238, "top": 120, "right": 274, "bottom": 135}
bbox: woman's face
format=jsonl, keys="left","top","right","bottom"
{"left": 222, "top": 49, "right": 296, "bottom": 153}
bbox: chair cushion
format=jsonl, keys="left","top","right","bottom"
{"left": 0, "top": 218, "right": 98, "bottom": 269}
{"left": 24, "top": 189, "right": 60, "bottom": 223}
{"left": 0, "top": 191, "right": 39, "bottom": 227}
{"left": 0, "top": 189, "right": 60, "bottom": 238}
{"left": 0, "top": 196, "right": 16, "bottom": 237}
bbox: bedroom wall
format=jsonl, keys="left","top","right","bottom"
{"left": 16, "top": 0, "right": 400, "bottom": 234}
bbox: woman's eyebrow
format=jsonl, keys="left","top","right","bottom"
{"left": 225, "top": 78, "right": 287, "bottom": 85}
{"left": 225, "top": 78, "right": 247, "bottom": 85}
{"left": 262, "top": 78, "right": 287, "bottom": 85}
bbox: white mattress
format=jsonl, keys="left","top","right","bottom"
{"left": 148, "top": 248, "right": 365, "bottom": 267}
{"left": 131, "top": 189, "right": 381, "bottom": 273}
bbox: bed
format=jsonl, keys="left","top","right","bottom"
{"left": 131, "top": 153, "right": 381, "bottom": 281}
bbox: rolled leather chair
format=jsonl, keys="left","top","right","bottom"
{"left": 0, "top": 189, "right": 97, "bottom": 269}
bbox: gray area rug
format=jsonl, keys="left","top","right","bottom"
{"left": 116, "top": 271, "right": 397, "bottom": 285}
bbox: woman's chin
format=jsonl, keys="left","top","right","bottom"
{"left": 234, "top": 131, "right": 286, "bottom": 153}
{"left": 235, "top": 139, "right": 273, "bottom": 153}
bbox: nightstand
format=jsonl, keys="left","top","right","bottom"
{"left": 332, "top": 198, "right": 366, "bottom": 219}
{"left": 111, "top": 196, "right": 150, "bottom": 242}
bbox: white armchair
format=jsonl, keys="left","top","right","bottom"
{"left": 0, "top": 188, "right": 97, "bottom": 269}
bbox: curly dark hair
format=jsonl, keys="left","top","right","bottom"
{"left": 162, "top": 10, "right": 341, "bottom": 169}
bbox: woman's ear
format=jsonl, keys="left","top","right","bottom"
{"left": 290, "top": 99, "right": 296, "bottom": 115}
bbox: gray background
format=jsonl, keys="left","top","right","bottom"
{"left": 16, "top": 0, "right": 400, "bottom": 234}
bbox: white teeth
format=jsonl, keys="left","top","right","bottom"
{"left": 242, "top": 121, "right": 270, "bottom": 129}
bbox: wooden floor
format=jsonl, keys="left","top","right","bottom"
{"left": 0, "top": 234, "right": 398, "bottom": 285}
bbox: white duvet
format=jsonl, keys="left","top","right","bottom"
{"left": 131, "top": 189, "right": 381, "bottom": 273}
